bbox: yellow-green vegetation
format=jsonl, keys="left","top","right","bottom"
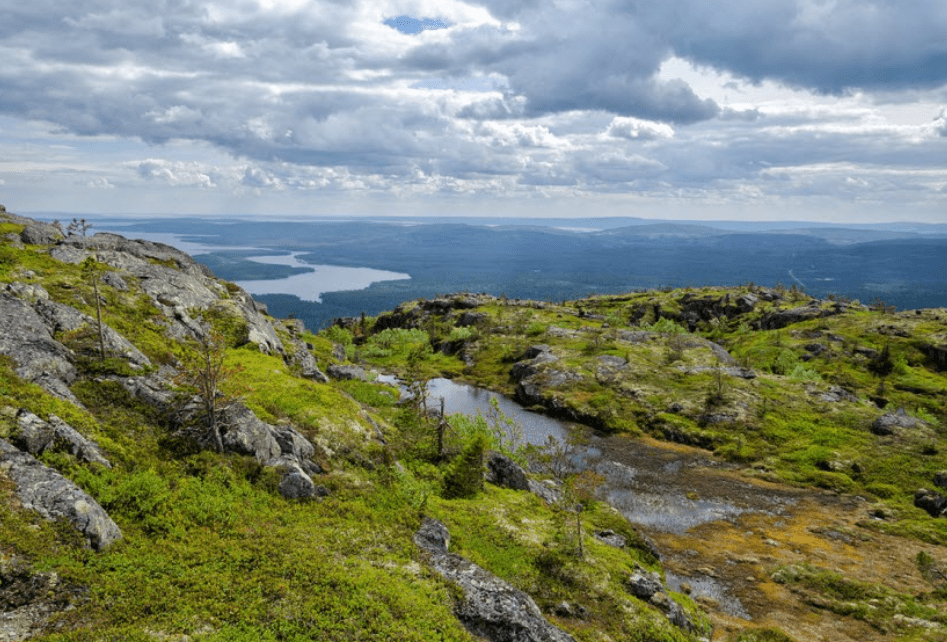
{"left": 1, "top": 223, "right": 715, "bottom": 641}
{"left": 772, "top": 562, "right": 946, "bottom": 634}
{"left": 354, "top": 289, "right": 947, "bottom": 549}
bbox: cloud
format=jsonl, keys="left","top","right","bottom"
{"left": 607, "top": 117, "right": 675, "bottom": 141}
{"left": 129, "top": 159, "right": 218, "bottom": 188}
{"left": 645, "top": 0, "right": 947, "bottom": 93}
{"left": 384, "top": 16, "right": 449, "bottom": 35}
{"left": 1, "top": 0, "right": 946, "bottom": 218}
{"left": 86, "top": 177, "right": 114, "bottom": 189}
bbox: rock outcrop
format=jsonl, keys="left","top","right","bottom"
{"left": 0, "top": 557, "right": 82, "bottom": 641}
{"left": 414, "top": 518, "right": 577, "bottom": 642}
{"left": 12, "top": 411, "right": 112, "bottom": 468}
{"left": 485, "top": 451, "right": 531, "bottom": 492}
{"left": 761, "top": 302, "right": 843, "bottom": 330}
{"left": 626, "top": 566, "right": 701, "bottom": 634}
{"left": 0, "top": 294, "right": 80, "bottom": 405}
{"left": 49, "top": 233, "right": 284, "bottom": 355}
{"left": 914, "top": 488, "right": 947, "bottom": 518}
{"left": 871, "top": 409, "right": 925, "bottom": 436}
{"left": 0, "top": 439, "right": 122, "bottom": 550}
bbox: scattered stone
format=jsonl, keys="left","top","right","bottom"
{"left": 326, "top": 364, "right": 368, "bottom": 381}
{"left": 934, "top": 471, "right": 947, "bottom": 491}
{"left": 593, "top": 529, "right": 626, "bottom": 549}
{"left": 871, "top": 409, "right": 923, "bottom": 436}
{"left": 818, "top": 386, "right": 858, "bottom": 403}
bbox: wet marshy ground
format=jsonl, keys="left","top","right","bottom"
{"left": 422, "top": 377, "right": 946, "bottom": 641}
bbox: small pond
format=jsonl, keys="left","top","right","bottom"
{"left": 412, "top": 376, "right": 764, "bottom": 619}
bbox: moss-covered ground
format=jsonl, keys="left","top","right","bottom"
{"left": 1, "top": 224, "right": 721, "bottom": 641}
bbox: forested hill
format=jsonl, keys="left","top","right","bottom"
{"left": 1, "top": 206, "right": 947, "bottom": 641}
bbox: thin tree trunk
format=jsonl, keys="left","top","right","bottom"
{"left": 92, "top": 278, "right": 106, "bottom": 360}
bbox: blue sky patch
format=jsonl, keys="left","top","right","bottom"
{"left": 384, "top": 16, "right": 448, "bottom": 35}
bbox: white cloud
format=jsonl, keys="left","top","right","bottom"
{"left": 0, "top": 0, "right": 944, "bottom": 219}
{"left": 129, "top": 159, "right": 218, "bottom": 188}
{"left": 606, "top": 117, "right": 675, "bottom": 141}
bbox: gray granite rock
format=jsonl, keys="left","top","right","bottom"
{"left": 0, "top": 439, "right": 122, "bottom": 550}
{"left": 485, "top": 451, "right": 530, "bottom": 491}
{"left": 415, "top": 518, "right": 576, "bottom": 642}
{"left": 13, "top": 411, "right": 111, "bottom": 468}
{"left": 0, "top": 294, "right": 79, "bottom": 405}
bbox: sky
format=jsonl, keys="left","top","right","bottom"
{"left": 2, "top": 0, "right": 947, "bottom": 222}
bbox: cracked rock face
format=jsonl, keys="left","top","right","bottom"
{"left": 12, "top": 411, "right": 112, "bottom": 468}
{"left": 31, "top": 298, "right": 151, "bottom": 369}
{"left": 415, "top": 518, "right": 576, "bottom": 642}
{"left": 0, "top": 294, "right": 79, "bottom": 405}
{"left": 0, "top": 439, "right": 122, "bottom": 551}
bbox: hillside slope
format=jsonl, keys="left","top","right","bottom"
{"left": 1, "top": 209, "right": 715, "bottom": 642}
{"left": 2, "top": 206, "right": 946, "bottom": 641}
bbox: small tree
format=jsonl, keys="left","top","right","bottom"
{"left": 560, "top": 470, "right": 604, "bottom": 559}
{"left": 175, "top": 324, "right": 241, "bottom": 453}
{"left": 67, "top": 217, "right": 93, "bottom": 236}
{"left": 442, "top": 433, "right": 489, "bottom": 499}
{"left": 80, "top": 257, "right": 108, "bottom": 360}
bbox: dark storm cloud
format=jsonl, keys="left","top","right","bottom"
{"left": 637, "top": 0, "right": 947, "bottom": 93}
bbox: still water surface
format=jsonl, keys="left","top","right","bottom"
{"left": 423, "top": 377, "right": 762, "bottom": 619}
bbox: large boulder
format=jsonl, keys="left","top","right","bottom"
{"left": 511, "top": 346, "right": 560, "bottom": 381}
{"left": 327, "top": 364, "right": 368, "bottom": 381}
{"left": 914, "top": 489, "right": 947, "bottom": 518}
{"left": 414, "top": 518, "right": 577, "bottom": 642}
{"left": 0, "top": 439, "right": 122, "bottom": 550}
{"left": 290, "top": 338, "right": 329, "bottom": 383}
{"left": 219, "top": 403, "right": 282, "bottom": 463}
{"left": 19, "top": 222, "right": 64, "bottom": 246}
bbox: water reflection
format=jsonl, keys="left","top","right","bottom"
{"left": 425, "top": 378, "right": 569, "bottom": 447}
{"left": 665, "top": 571, "right": 752, "bottom": 620}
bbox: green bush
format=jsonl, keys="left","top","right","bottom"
{"left": 788, "top": 363, "right": 822, "bottom": 383}
{"left": 443, "top": 433, "right": 489, "bottom": 499}
{"left": 772, "top": 349, "right": 799, "bottom": 375}
{"left": 645, "top": 318, "right": 688, "bottom": 335}
{"left": 322, "top": 325, "right": 353, "bottom": 347}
